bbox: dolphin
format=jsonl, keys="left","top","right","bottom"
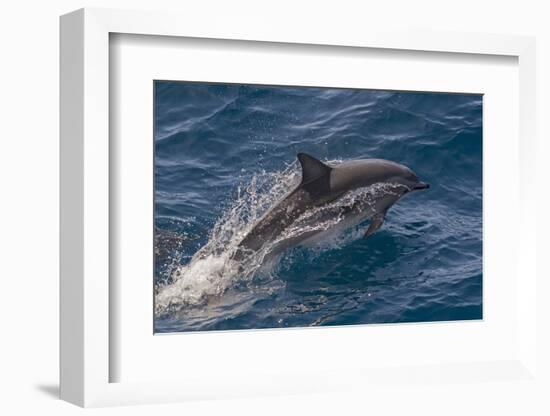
{"left": 233, "top": 153, "right": 429, "bottom": 261}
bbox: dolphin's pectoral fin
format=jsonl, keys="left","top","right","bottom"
{"left": 364, "top": 213, "right": 386, "bottom": 238}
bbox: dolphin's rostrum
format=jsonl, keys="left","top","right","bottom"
{"left": 233, "top": 153, "right": 429, "bottom": 261}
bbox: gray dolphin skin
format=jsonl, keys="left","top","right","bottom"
{"left": 233, "top": 153, "right": 429, "bottom": 260}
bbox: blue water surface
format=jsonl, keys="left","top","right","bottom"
{"left": 154, "top": 81, "right": 482, "bottom": 333}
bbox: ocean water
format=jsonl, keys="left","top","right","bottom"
{"left": 153, "top": 81, "right": 483, "bottom": 333}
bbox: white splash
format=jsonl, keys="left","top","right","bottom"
{"left": 154, "top": 161, "right": 407, "bottom": 315}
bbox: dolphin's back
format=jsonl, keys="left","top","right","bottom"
{"left": 236, "top": 188, "right": 311, "bottom": 254}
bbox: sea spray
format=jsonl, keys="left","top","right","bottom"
{"left": 155, "top": 162, "right": 301, "bottom": 314}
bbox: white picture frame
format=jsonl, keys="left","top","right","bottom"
{"left": 60, "top": 7, "right": 538, "bottom": 407}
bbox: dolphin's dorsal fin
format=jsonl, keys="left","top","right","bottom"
{"left": 297, "top": 153, "right": 331, "bottom": 185}
{"left": 297, "top": 153, "right": 332, "bottom": 198}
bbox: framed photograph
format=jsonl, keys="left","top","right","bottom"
{"left": 60, "top": 8, "right": 538, "bottom": 407}
{"left": 152, "top": 80, "right": 480, "bottom": 333}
